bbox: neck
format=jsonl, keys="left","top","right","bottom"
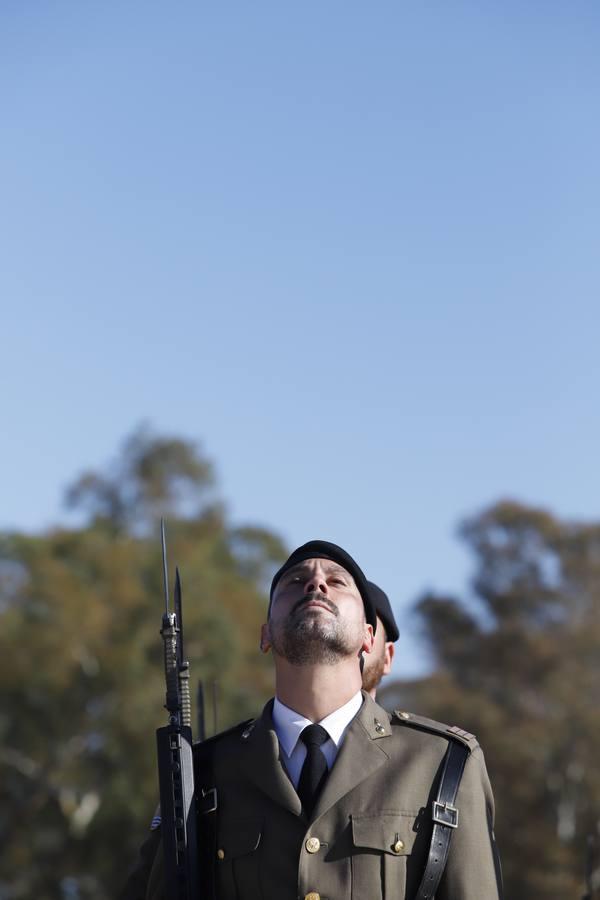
{"left": 274, "top": 656, "right": 363, "bottom": 721}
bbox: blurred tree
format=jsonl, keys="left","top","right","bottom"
{"left": 64, "top": 423, "right": 216, "bottom": 535}
{"left": 0, "top": 427, "right": 287, "bottom": 900}
{"left": 380, "top": 500, "right": 600, "bottom": 900}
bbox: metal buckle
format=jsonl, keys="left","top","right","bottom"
{"left": 432, "top": 800, "right": 459, "bottom": 829}
{"left": 201, "top": 787, "right": 218, "bottom": 814}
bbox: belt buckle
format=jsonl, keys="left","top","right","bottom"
{"left": 432, "top": 800, "right": 459, "bottom": 828}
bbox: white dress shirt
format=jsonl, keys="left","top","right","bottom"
{"left": 272, "top": 691, "right": 363, "bottom": 788}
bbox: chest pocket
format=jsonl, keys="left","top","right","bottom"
{"left": 216, "top": 819, "right": 263, "bottom": 900}
{"left": 351, "top": 813, "right": 418, "bottom": 899}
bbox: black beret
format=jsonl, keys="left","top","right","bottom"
{"left": 270, "top": 539, "right": 377, "bottom": 631}
{"left": 367, "top": 581, "right": 399, "bottom": 642}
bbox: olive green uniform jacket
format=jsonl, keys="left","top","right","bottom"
{"left": 124, "top": 692, "right": 502, "bottom": 900}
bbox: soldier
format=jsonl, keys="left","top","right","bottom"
{"left": 127, "top": 539, "right": 502, "bottom": 899}
{"left": 362, "top": 581, "right": 399, "bottom": 698}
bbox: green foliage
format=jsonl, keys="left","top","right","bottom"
{"left": 381, "top": 499, "right": 600, "bottom": 900}
{"left": 0, "top": 428, "right": 287, "bottom": 900}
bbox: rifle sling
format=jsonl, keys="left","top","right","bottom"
{"left": 414, "top": 739, "right": 469, "bottom": 900}
{"left": 195, "top": 741, "right": 218, "bottom": 900}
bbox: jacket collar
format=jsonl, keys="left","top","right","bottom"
{"left": 238, "top": 692, "right": 392, "bottom": 820}
{"left": 237, "top": 699, "right": 302, "bottom": 816}
{"left": 311, "top": 691, "right": 392, "bottom": 821}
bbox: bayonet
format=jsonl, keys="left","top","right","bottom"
{"left": 196, "top": 680, "right": 206, "bottom": 743}
{"left": 212, "top": 680, "right": 218, "bottom": 736}
{"left": 161, "top": 518, "right": 170, "bottom": 615}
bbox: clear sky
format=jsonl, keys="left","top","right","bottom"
{"left": 2, "top": 2, "right": 599, "bottom": 677}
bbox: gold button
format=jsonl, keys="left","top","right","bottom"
{"left": 392, "top": 839, "right": 405, "bottom": 854}
{"left": 398, "top": 711, "right": 410, "bottom": 720}
{"left": 217, "top": 849, "right": 225, "bottom": 860}
{"left": 305, "top": 837, "right": 321, "bottom": 853}
{"left": 304, "top": 894, "right": 320, "bottom": 900}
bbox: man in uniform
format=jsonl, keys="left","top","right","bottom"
{"left": 126, "top": 539, "right": 502, "bottom": 899}
{"left": 362, "top": 581, "right": 399, "bottom": 698}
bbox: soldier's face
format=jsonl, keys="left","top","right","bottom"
{"left": 264, "top": 558, "right": 373, "bottom": 666}
{"left": 362, "top": 616, "right": 395, "bottom": 694}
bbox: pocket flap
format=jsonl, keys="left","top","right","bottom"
{"left": 351, "top": 813, "right": 417, "bottom": 856}
{"left": 218, "top": 819, "right": 262, "bottom": 859}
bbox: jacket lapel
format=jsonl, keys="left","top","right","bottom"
{"left": 311, "top": 692, "right": 392, "bottom": 821}
{"left": 238, "top": 694, "right": 392, "bottom": 821}
{"left": 238, "top": 700, "right": 303, "bottom": 817}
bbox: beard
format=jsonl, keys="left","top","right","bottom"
{"left": 269, "top": 592, "right": 363, "bottom": 666}
{"left": 361, "top": 645, "right": 387, "bottom": 694}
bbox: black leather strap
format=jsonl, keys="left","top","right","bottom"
{"left": 194, "top": 740, "right": 218, "bottom": 900}
{"left": 414, "top": 740, "right": 470, "bottom": 900}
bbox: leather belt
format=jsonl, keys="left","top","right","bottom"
{"left": 414, "top": 739, "right": 469, "bottom": 900}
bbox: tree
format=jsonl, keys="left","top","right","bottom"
{"left": 64, "top": 423, "right": 217, "bottom": 535}
{"left": 0, "top": 427, "right": 287, "bottom": 900}
{"left": 381, "top": 500, "right": 600, "bottom": 900}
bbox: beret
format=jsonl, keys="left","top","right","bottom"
{"left": 270, "top": 539, "right": 377, "bottom": 631}
{"left": 367, "top": 581, "right": 399, "bottom": 642}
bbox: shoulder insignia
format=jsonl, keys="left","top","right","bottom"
{"left": 241, "top": 721, "right": 256, "bottom": 740}
{"left": 392, "top": 710, "right": 479, "bottom": 750}
{"left": 448, "top": 724, "right": 477, "bottom": 742}
{"left": 149, "top": 803, "right": 161, "bottom": 831}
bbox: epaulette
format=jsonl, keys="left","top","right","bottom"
{"left": 192, "top": 717, "right": 255, "bottom": 751}
{"left": 392, "top": 709, "right": 479, "bottom": 751}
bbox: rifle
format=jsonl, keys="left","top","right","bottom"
{"left": 156, "top": 520, "right": 199, "bottom": 900}
{"left": 196, "top": 679, "right": 219, "bottom": 741}
{"left": 583, "top": 833, "right": 598, "bottom": 900}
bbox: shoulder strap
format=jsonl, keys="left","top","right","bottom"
{"left": 194, "top": 738, "right": 218, "bottom": 900}
{"left": 392, "top": 709, "right": 479, "bottom": 751}
{"left": 193, "top": 719, "right": 255, "bottom": 900}
{"left": 414, "top": 739, "right": 470, "bottom": 900}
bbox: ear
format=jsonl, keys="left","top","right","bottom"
{"left": 260, "top": 623, "right": 271, "bottom": 654}
{"left": 361, "top": 623, "right": 375, "bottom": 655}
{"left": 382, "top": 642, "right": 395, "bottom": 676}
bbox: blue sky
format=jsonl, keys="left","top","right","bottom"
{"left": 2, "top": 2, "right": 599, "bottom": 676}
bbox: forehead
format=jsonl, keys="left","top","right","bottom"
{"left": 283, "top": 558, "right": 353, "bottom": 579}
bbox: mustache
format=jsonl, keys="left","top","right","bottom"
{"left": 292, "top": 591, "right": 338, "bottom": 617}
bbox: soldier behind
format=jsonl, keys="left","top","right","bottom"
{"left": 361, "top": 580, "right": 399, "bottom": 698}
{"left": 125, "top": 539, "right": 502, "bottom": 900}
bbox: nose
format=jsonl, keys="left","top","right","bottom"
{"left": 305, "top": 570, "right": 328, "bottom": 594}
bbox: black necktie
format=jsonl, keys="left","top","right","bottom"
{"left": 297, "top": 724, "right": 329, "bottom": 816}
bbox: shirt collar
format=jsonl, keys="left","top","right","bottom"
{"left": 272, "top": 691, "right": 363, "bottom": 758}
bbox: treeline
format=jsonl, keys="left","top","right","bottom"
{"left": 381, "top": 501, "right": 600, "bottom": 899}
{"left": 1, "top": 427, "right": 599, "bottom": 899}
{"left": 0, "top": 427, "right": 287, "bottom": 899}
